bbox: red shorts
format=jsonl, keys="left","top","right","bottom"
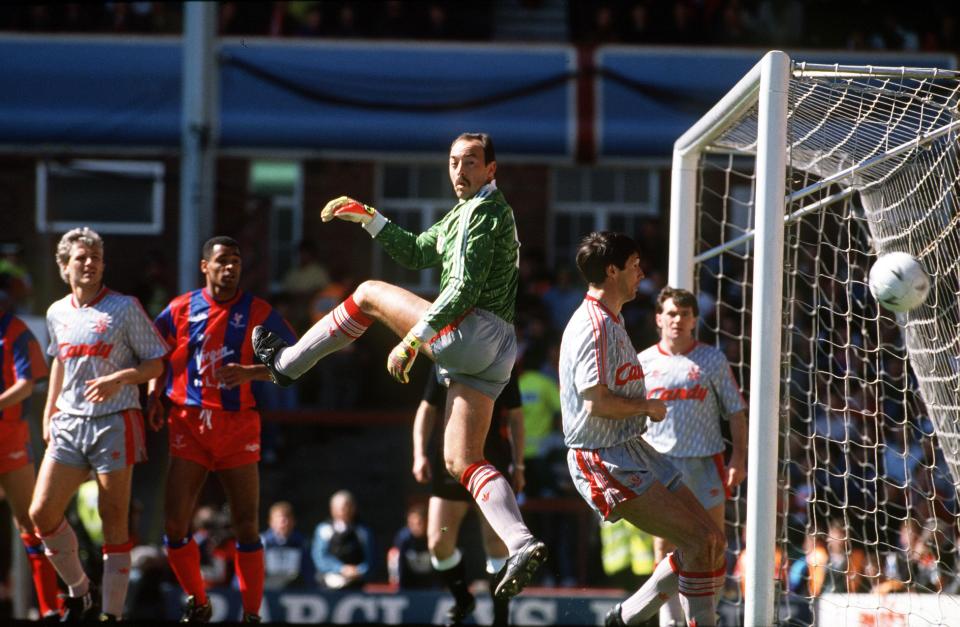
{"left": 167, "top": 406, "right": 261, "bottom": 471}
{"left": 0, "top": 421, "right": 33, "bottom": 474}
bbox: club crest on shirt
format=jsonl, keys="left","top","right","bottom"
{"left": 91, "top": 313, "right": 112, "bottom": 334}
{"left": 230, "top": 312, "right": 245, "bottom": 330}
{"left": 688, "top": 365, "right": 701, "bottom": 381}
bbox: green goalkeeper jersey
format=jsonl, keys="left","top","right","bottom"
{"left": 375, "top": 182, "right": 519, "bottom": 332}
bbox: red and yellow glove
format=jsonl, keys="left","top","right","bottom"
{"left": 387, "top": 332, "right": 422, "bottom": 384}
{"left": 321, "top": 196, "right": 378, "bottom": 225}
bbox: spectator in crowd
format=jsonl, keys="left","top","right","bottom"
{"left": 312, "top": 490, "right": 375, "bottom": 590}
{"left": 518, "top": 339, "right": 562, "bottom": 497}
{"left": 261, "top": 501, "right": 315, "bottom": 590}
{"left": 281, "top": 241, "right": 331, "bottom": 332}
{"left": 788, "top": 519, "right": 866, "bottom": 596}
{"left": 388, "top": 502, "right": 437, "bottom": 590}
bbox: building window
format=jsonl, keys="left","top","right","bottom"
{"left": 374, "top": 162, "right": 456, "bottom": 293}
{"left": 36, "top": 160, "right": 165, "bottom": 235}
{"left": 551, "top": 166, "right": 661, "bottom": 269}
{"left": 250, "top": 160, "right": 303, "bottom": 291}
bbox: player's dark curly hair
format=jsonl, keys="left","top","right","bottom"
{"left": 656, "top": 286, "right": 699, "bottom": 316}
{"left": 575, "top": 231, "right": 639, "bottom": 286}
{"left": 452, "top": 132, "right": 495, "bottom": 164}
{"left": 202, "top": 236, "right": 240, "bottom": 260}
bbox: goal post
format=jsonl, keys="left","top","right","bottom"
{"left": 670, "top": 51, "right": 960, "bottom": 626}
{"left": 671, "top": 49, "right": 790, "bottom": 627}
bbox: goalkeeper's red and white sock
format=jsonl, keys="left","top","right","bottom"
{"left": 461, "top": 461, "right": 533, "bottom": 553}
{"left": 621, "top": 552, "right": 679, "bottom": 624}
{"left": 276, "top": 294, "right": 373, "bottom": 378}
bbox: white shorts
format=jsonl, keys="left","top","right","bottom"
{"left": 47, "top": 410, "right": 147, "bottom": 474}
{"left": 568, "top": 437, "right": 682, "bottom": 522}
{"left": 667, "top": 453, "right": 728, "bottom": 511}
{"left": 430, "top": 308, "right": 516, "bottom": 400}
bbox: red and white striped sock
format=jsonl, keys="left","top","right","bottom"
{"left": 460, "top": 461, "right": 533, "bottom": 554}
{"left": 38, "top": 519, "right": 89, "bottom": 597}
{"left": 620, "top": 552, "right": 679, "bottom": 624}
{"left": 276, "top": 294, "right": 373, "bottom": 378}
{"left": 677, "top": 561, "right": 725, "bottom": 627}
{"left": 102, "top": 542, "right": 133, "bottom": 618}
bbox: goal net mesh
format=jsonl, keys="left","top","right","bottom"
{"left": 693, "top": 65, "right": 960, "bottom": 624}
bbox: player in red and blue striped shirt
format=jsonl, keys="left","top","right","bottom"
{"left": 0, "top": 308, "right": 59, "bottom": 620}
{"left": 148, "top": 236, "right": 295, "bottom": 623}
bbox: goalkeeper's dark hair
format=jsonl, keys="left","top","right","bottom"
{"left": 202, "top": 235, "right": 240, "bottom": 260}
{"left": 575, "top": 231, "right": 640, "bottom": 286}
{"left": 656, "top": 286, "right": 699, "bottom": 316}
{"left": 453, "top": 132, "right": 495, "bottom": 164}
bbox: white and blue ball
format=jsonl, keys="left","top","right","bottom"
{"left": 868, "top": 252, "right": 930, "bottom": 313}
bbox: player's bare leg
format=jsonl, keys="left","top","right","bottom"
{"left": 219, "top": 463, "right": 264, "bottom": 620}
{"left": 654, "top": 502, "right": 725, "bottom": 626}
{"left": 444, "top": 384, "right": 545, "bottom": 600}
{"left": 30, "top": 458, "right": 100, "bottom": 618}
{"left": 1, "top": 465, "right": 60, "bottom": 619}
{"left": 608, "top": 484, "right": 725, "bottom": 627}
{"left": 162, "top": 457, "right": 213, "bottom": 620}
{"left": 428, "top": 498, "right": 475, "bottom": 625}
{"left": 96, "top": 466, "right": 135, "bottom": 618}
{"left": 255, "top": 280, "right": 433, "bottom": 383}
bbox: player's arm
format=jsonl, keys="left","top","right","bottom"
{"left": 321, "top": 196, "right": 441, "bottom": 269}
{"left": 507, "top": 406, "right": 526, "bottom": 494}
{"left": 216, "top": 363, "right": 274, "bottom": 388}
{"left": 42, "top": 357, "right": 64, "bottom": 443}
{"left": 0, "top": 378, "right": 33, "bottom": 411}
{"left": 84, "top": 357, "right": 164, "bottom": 404}
{"left": 412, "top": 399, "right": 438, "bottom": 484}
{"left": 581, "top": 383, "right": 667, "bottom": 422}
{"left": 0, "top": 330, "right": 45, "bottom": 411}
{"left": 387, "top": 206, "right": 498, "bottom": 384}
{"left": 726, "top": 409, "right": 748, "bottom": 488}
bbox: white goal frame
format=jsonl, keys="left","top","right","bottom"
{"left": 670, "top": 49, "right": 789, "bottom": 626}
{"left": 670, "top": 49, "right": 960, "bottom": 626}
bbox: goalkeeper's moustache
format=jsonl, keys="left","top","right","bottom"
{"left": 321, "top": 196, "right": 378, "bottom": 224}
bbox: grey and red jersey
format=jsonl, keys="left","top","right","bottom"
{"left": 637, "top": 342, "right": 747, "bottom": 457}
{"left": 560, "top": 295, "right": 648, "bottom": 449}
{"left": 46, "top": 287, "right": 168, "bottom": 417}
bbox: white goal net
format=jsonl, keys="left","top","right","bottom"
{"left": 670, "top": 51, "right": 960, "bottom": 625}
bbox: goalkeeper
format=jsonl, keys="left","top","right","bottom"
{"left": 252, "top": 132, "right": 546, "bottom": 600}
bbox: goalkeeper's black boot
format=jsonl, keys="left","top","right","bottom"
{"left": 493, "top": 538, "right": 548, "bottom": 600}
{"left": 252, "top": 326, "right": 295, "bottom": 387}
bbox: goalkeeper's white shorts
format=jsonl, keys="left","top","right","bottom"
{"left": 431, "top": 308, "right": 516, "bottom": 400}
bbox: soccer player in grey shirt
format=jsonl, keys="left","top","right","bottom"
{"left": 29, "top": 227, "right": 167, "bottom": 622}
{"left": 252, "top": 132, "right": 545, "bottom": 599}
{"left": 638, "top": 286, "right": 748, "bottom": 627}
{"left": 559, "top": 232, "right": 726, "bottom": 627}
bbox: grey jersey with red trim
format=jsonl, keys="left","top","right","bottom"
{"left": 46, "top": 288, "right": 168, "bottom": 417}
{"left": 560, "top": 296, "right": 648, "bottom": 449}
{"left": 638, "top": 342, "right": 747, "bottom": 457}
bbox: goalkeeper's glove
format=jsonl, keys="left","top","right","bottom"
{"left": 321, "top": 196, "right": 378, "bottom": 225}
{"left": 387, "top": 332, "right": 422, "bottom": 384}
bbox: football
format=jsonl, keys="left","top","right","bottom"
{"left": 868, "top": 252, "right": 930, "bottom": 313}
